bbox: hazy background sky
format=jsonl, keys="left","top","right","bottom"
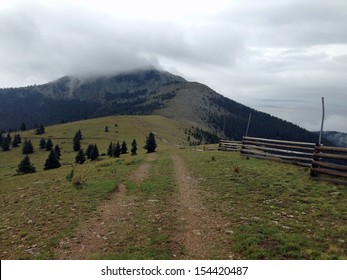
{"left": 1, "top": 0, "right": 346, "bottom": 132}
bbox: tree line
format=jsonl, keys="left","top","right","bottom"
{"left": 4, "top": 129, "right": 157, "bottom": 175}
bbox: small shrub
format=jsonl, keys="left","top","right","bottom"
{"left": 72, "top": 176, "right": 85, "bottom": 189}
{"left": 66, "top": 168, "right": 75, "bottom": 182}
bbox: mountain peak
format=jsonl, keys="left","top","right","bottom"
{"left": 0, "top": 68, "right": 325, "bottom": 144}
{"left": 38, "top": 68, "right": 186, "bottom": 100}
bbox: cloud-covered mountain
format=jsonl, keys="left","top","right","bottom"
{"left": 0, "top": 69, "right": 326, "bottom": 144}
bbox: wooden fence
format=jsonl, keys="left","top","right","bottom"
{"left": 240, "top": 136, "right": 316, "bottom": 167}
{"left": 310, "top": 144, "right": 347, "bottom": 182}
{"left": 217, "top": 137, "right": 347, "bottom": 183}
{"left": 218, "top": 140, "right": 242, "bottom": 152}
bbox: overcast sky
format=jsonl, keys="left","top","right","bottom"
{"left": 1, "top": 0, "right": 346, "bottom": 132}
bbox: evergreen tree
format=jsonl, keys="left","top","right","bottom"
{"left": 113, "top": 141, "right": 121, "bottom": 158}
{"left": 12, "top": 134, "right": 21, "bottom": 147}
{"left": 107, "top": 142, "right": 114, "bottom": 157}
{"left": 40, "top": 124, "right": 45, "bottom": 134}
{"left": 73, "top": 139, "right": 81, "bottom": 152}
{"left": 45, "top": 139, "right": 53, "bottom": 151}
{"left": 22, "top": 139, "right": 34, "bottom": 154}
{"left": 21, "top": 123, "right": 26, "bottom": 131}
{"left": 131, "top": 139, "right": 137, "bottom": 155}
{"left": 85, "top": 144, "right": 94, "bottom": 159}
{"left": 105, "top": 126, "right": 109, "bottom": 132}
{"left": 54, "top": 144, "right": 61, "bottom": 160}
{"left": 77, "top": 129, "right": 83, "bottom": 140}
{"left": 44, "top": 151, "right": 61, "bottom": 170}
{"left": 75, "top": 149, "right": 86, "bottom": 164}
{"left": 90, "top": 144, "right": 99, "bottom": 161}
{"left": 17, "top": 155, "right": 36, "bottom": 174}
{"left": 73, "top": 130, "right": 82, "bottom": 142}
{"left": 144, "top": 132, "right": 157, "bottom": 153}
{"left": 35, "top": 124, "right": 45, "bottom": 135}
{"left": 121, "top": 141, "right": 128, "bottom": 154}
{"left": 1, "top": 136, "right": 10, "bottom": 151}
{"left": 39, "top": 138, "right": 46, "bottom": 149}
{"left": 6, "top": 133, "right": 12, "bottom": 144}
{"left": 73, "top": 130, "right": 82, "bottom": 152}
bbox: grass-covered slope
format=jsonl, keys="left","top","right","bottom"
{"left": 0, "top": 115, "right": 188, "bottom": 259}
{"left": 0, "top": 115, "right": 345, "bottom": 260}
{"left": 181, "top": 150, "right": 347, "bottom": 259}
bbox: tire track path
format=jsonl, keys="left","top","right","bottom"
{"left": 55, "top": 154, "right": 156, "bottom": 259}
{"left": 170, "top": 154, "right": 233, "bottom": 259}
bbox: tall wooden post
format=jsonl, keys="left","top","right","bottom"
{"left": 245, "top": 113, "right": 252, "bottom": 137}
{"left": 319, "top": 97, "right": 325, "bottom": 145}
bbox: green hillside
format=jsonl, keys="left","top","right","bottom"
{"left": 0, "top": 115, "right": 346, "bottom": 260}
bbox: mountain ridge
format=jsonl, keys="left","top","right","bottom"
{"left": 313, "top": 131, "right": 347, "bottom": 147}
{"left": 0, "top": 68, "right": 329, "bottom": 144}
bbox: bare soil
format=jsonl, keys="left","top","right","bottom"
{"left": 170, "top": 154, "right": 233, "bottom": 259}
{"left": 55, "top": 152, "right": 233, "bottom": 259}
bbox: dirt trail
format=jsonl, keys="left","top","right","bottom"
{"left": 130, "top": 153, "right": 156, "bottom": 184}
{"left": 55, "top": 154, "right": 156, "bottom": 259}
{"left": 170, "top": 154, "right": 233, "bottom": 259}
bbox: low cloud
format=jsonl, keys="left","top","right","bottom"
{"left": 0, "top": 0, "right": 346, "bottom": 132}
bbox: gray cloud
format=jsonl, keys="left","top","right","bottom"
{"left": 0, "top": 0, "right": 346, "bottom": 132}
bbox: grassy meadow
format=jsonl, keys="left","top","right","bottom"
{"left": 181, "top": 150, "right": 347, "bottom": 259}
{"left": 0, "top": 115, "right": 346, "bottom": 259}
{"left": 0, "top": 115, "right": 187, "bottom": 259}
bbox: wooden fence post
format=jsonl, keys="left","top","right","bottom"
{"left": 310, "top": 143, "right": 320, "bottom": 177}
{"left": 241, "top": 137, "right": 246, "bottom": 155}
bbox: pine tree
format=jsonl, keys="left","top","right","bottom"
{"left": 22, "top": 139, "right": 34, "bottom": 154}
{"left": 121, "top": 141, "right": 128, "bottom": 154}
{"left": 6, "top": 133, "right": 12, "bottom": 144}
{"left": 21, "top": 123, "right": 26, "bottom": 131}
{"left": 73, "top": 130, "right": 82, "bottom": 152}
{"left": 75, "top": 149, "right": 86, "bottom": 164}
{"left": 90, "top": 144, "right": 99, "bottom": 161}
{"left": 113, "top": 141, "right": 121, "bottom": 158}
{"left": 73, "top": 139, "right": 81, "bottom": 152}
{"left": 144, "top": 132, "right": 157, "bottom": 153}
{"left": 39, "top": 138, "right": 46, "bottom": 149}
{"left": 73, "top": 130, "right": 82, "bottom": 142}
{"left": 45, "top": 139, "right": 53, "bottom": 151}
{"left": 44, "top": 151, "right": 61, "bottom": 170}
{"left": 17, "top": 155, "right": 36, "bottom": 174}
{"left": 1, "top": 136, "right": 10, "bottom": 151}
{"left": 12, "top": 134, "right": 21, "bottom": 147}
{"left": 85, "top": 144, "right": 94, "bottom": 159}
{"left": 107, "top": 142, "right": 114, "bottom": 157}
{"left": 54, "top": 144, "right": 61, "bottom": 160}
{"left": 35, "top": 124, "right": 45, "bottom": 135}
{"left": 131, "top": 139, "right": 137, "bottom": 155}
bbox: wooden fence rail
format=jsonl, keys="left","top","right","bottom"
{"left": 218, "top": 140, "right": 242, "bottom": 152}
{"left": 217, "top": 137, "right": 347, "bottom": 183}
{"left": 310, "top": 144, "right": 347, "bottom": 181}
{"left": 240, "top": 136, "right": 316, "bottom": 167}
